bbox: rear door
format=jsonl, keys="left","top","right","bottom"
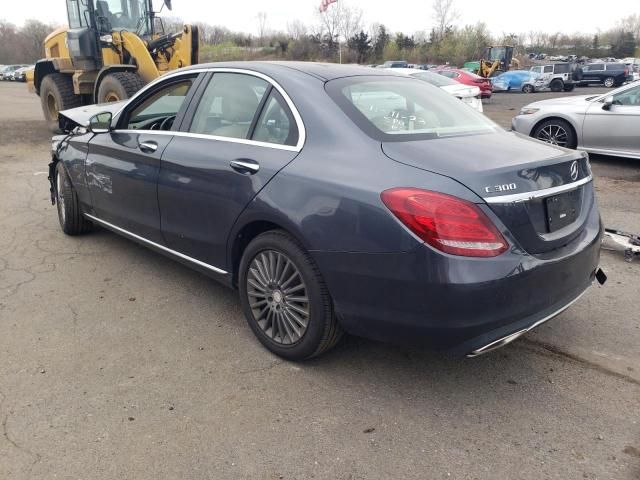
{"left": 582, "top": 64, "right": 604, "bottom": 84}
{"left": 158, "top": 71, "right": 303, "bottom": 270}
{"left": 86, "top": 74, "right": 200, "bottom": 243}
{"left": 582, "top": 84, "right": 640, "bottom": 155}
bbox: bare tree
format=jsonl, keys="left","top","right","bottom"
{"left": 432, "top": 0, "right": 460, "bottom": 41}
{"left": 315, "top": 0, "right": 362, "bottom": 45}
{"left": 287, "top": 19, "right": 307, "bottom": 41}
{"left": 257, "top": 12, "right": 268, "bottom": 43}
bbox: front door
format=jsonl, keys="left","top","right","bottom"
{"left": 582, "top": 84, "right": 640, "bottom": 155}
{"left": 86, "top": 75, "right": 198, "bottom": 243}
{"left": 158, "top": 72, "right": 302, "bottom": 270}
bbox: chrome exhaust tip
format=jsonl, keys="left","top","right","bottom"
{"left": 466, "top": 328, "right": 529, "bottom": 358}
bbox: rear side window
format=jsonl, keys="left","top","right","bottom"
{"left": 251, "top": 90, "right": 299, "bottom": 147}
{"left": 606, "top": 63, "right": 624, "bottom": 70}
{"left": 589, "top": 64, "right": 604, "bottom": 71}
{"left": 327, "top": 77, "right": 498, "bottom": 142}
{"left": 189, "top": 73, "right": 268, "bottom": 139}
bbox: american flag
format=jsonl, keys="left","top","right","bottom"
{"left": 319, "top": 0, "right": 337, "bottom": 12}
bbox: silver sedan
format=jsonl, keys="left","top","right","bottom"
{"left": 512, "top": 82, "right": 640, "bottom": 159}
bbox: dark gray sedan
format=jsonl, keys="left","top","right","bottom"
{"left": 51, "top": 62, "right": 603, "bottom": 360}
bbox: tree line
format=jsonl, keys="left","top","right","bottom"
{"left": 1, "top": 2, "right": 638, "bottom": 67}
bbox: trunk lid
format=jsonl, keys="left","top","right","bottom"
{"left": 382, "top": 131, "right": 594, "bottom": 254}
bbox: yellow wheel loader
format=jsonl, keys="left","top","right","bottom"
{"left": 28, "top": 0, "right": 198, "bottom": 130}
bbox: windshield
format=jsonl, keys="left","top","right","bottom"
{"left": 93, "top": 0, "right": 150, "bottom": 35}
{"left": 327, "top": 77, "right": 499, "bottom": 142}
{"left": 411, "top": 72, "right": 458, "bottom": 87}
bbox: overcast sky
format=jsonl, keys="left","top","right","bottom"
{"left": 2, "top": 0, "right": 638, "bottom": 36}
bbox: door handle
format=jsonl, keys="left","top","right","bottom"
{"left": 230, "top": 159, "right": 260, "bottom": 175}
{"left": 139, "top": 141, "right": 158, "bottom": 153}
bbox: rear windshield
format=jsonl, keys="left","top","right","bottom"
{"left": 411, "top": 71, "right": 458, "bottom": 87}
{"left": 326, "top": 76, "right": 499, "bottom": 142}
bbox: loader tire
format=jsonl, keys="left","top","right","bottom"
{"left": 97, "top": 72, "right": 145, "bottom": 104}
{"left": 40, "top": 73, "right": 82, "bottom": 132}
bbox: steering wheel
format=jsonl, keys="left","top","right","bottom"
{"left": 159, "top": 115, "right": 176, "bottom": 131}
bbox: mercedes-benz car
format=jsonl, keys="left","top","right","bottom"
{"left": 512, "top": 82, "right": 640, "bottom": 159}
{"left": 50, "top": 62, "right": 604, "bottom": 360}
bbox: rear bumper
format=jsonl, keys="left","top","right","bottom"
{"left": 312, "top": 212, "right": 602, "bottom": 356}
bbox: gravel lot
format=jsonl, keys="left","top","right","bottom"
{"left": 1, "top": 81, "right": 639, "bottom": 480}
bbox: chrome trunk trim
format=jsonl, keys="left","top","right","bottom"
{"left": 484, "top": 175, "right": 593, "bottom": 204}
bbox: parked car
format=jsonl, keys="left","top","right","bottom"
{"left": 529, "top": 63, "right": 578, "bottom": 92}
{"left": 512, "top": 82, "right": 640, "bottom": 159}
{"left": 580, "top": 62, "right": 632, "bottom": 87}
{"left": 434, "top": 68, "right": 493, "bottom": 98}
{"left": 51, "top": 62, "right": 603, "bottom": 360}
{"left": 12, "top": 65, "right": 33, "bottom": 82}
{"left": 491, "top": 70, "right": 548, "bottom": 93}
{"left": 0, "top": 65, "right": 26, "bottom": 81}
{"left": 383, "top": 60, "right": 409, "bottom": 68}
{"left": 388, "top": 68, "right": 484, "bottom": 112}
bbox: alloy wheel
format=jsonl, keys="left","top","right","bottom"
{"left": 246, "top": 250, "right": 310, "bottom": 345}
{"left": 56, "top": 170, "right": 66, "bottom": 223}
{"left": 536, "top": 124, "right": 569, "bottom": 147}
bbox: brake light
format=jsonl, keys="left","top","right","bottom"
{"left": 381, "top": 188, "right": 508, "bottom": 257}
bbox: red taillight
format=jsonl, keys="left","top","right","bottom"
{"left": 381, "top": 188, "right": 508, "bottom": 257}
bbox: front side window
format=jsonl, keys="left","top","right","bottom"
{"left": 612, "top": 85, "right": 640, "bottom": 106}
{"left": 189, "top": 73, "right": 269, "bottom": 140}
{"left": 543, "top": 66, "right": 553, "bottom": 73}
{"left": 327, "top": 77, "right": 499, "bottom": 141}
{"left": 125, "top": 79, "right": 193, "bottom": 130}
{"left": 93, "top": 0, "right": 150, "bottom": 34}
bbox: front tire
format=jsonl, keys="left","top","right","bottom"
{"left": 603, "top": 76, "right": 615, "bottom": 88}
{"left": 238, "top": 231, "right": 343, "bottom": 360}
{"left": 532, "top": 119, "right": 577, "bottom": 149}
{"left": 522, "top": 84, "right": 535, "bottom": 93}
{"left": 39, "top": 73, "right": 82, "bottom": 132}
{"left": 563, "top": 84, "right": 575, "bottom": 92}
{"left": 97, "top": 72, "right": 145, "bottom": 104}
{"left": 55, "top": 162, "right": 92, "bottom": 235}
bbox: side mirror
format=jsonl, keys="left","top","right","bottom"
{"left": 602, "top": 96, "right": 614, "bottom": 111}
{"left": 164, "top": 0, "right": 173, "bottom": 10}
{"left": 88, "top": 112, "right": 113, "bottom": 134}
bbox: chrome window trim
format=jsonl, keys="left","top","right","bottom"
{"left": 112, "top": 129, "right": 300, "bottom": 152}
{"left": 483, "top": 175, "right": 593, "bottom": 204}
{"left": 84, "top": 214, "right": 228, "bottom": 275}
{"left": 112, "top": 67, "right": 306, "bottom": 152}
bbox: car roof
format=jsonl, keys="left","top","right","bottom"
{"left": 182, "top": 61, "right": 395, "bottom": 81}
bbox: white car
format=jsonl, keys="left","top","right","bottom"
{"left": 388, "top": 68, "right": 483, "bottom": 113}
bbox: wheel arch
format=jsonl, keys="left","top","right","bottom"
{"left": 93, "top": 65, "right": 138, "bottom": 103}
{"left": 531, "top": 115, "right": 578, "bottom": 137}
{"left": 228, "top": 217, "right": 312, "bottom": 288}
{"left": 33, "top": 59, "right": 58, "bottom": 95}
{"left": 530, "top": 115, "right": 580, "bottom": 147}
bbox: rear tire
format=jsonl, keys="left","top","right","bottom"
{"left": 97, "top": 72, "right": 145, "bottom": 104}
{"left": 522, "top": 84, "right": 535, "bottom": 93}
{"left": 55, "top": 162, "right": 92, "bottom": 235}
{"left": 603, "top": 76, "right": 615, "bottom": 88}
{"left": 39, "top": 73, "right": 82, "bottom": 132}
{"left": 238, "top": 230, "right": 343, "bottom": 360}
{"left": 550, "top": 79, "right": 564, "bottom": 92}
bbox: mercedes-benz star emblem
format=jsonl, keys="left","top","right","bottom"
{"left": 570, "top": 160, "right": 579, "bottom": 181}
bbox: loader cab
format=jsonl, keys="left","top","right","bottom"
{"left": 64, "top": 0, "right": 157, "bottom": 70}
